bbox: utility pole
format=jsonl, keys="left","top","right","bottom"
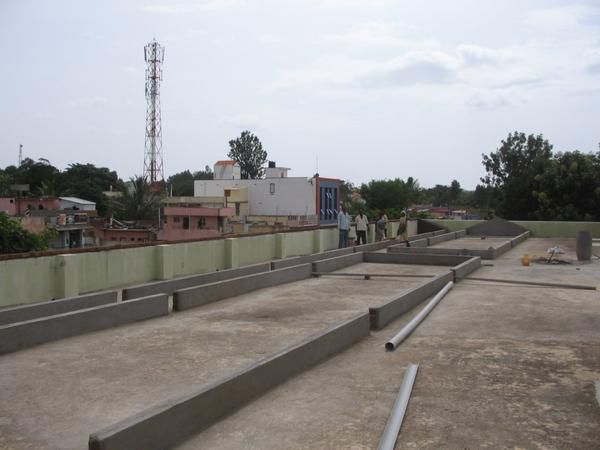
{"left": 18, "top": 144, "right": 22, "bottom": 166}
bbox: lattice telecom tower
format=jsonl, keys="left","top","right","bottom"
{"left": 143, "top": 39, "right": 165, "bottom": 190}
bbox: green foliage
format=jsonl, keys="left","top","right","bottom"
{"left": 115, "top": 177, "right": 161, "bottom": 222}
{"left": 531, "top": 151, "right": 600, "bottom": 221}
{"left": 481, "top": 131, "right": 553, "bottom": 219}
{"left": 227, "top": 130, "right": 267, "bottom": 179}
{"left": 0, "top": 213, "right": 56, "bottom": 253}
{"left": 360, "top": 178, "right": 411, "bottom": 212}
{"left": 167, "top": 170, "right": 195, "bottom": 196}
{"left": 193, "top": 165, "right": 214, "bottom": 180}
{"left": 59, "top": 163, "right": 122, "bottom": 216}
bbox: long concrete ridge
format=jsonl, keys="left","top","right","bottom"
{"left": 88, "top": 313, "right": 371, "bottom": 450}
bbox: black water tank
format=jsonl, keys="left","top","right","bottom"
{"left": 268, "top": 161, "right": 276, "bottom": 168}
{"left": 576, "top": 230, "right": 592, "bottom": 261}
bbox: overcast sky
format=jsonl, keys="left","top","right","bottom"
{"left": 1, "top": 0, "right": 599, "bottom": 189}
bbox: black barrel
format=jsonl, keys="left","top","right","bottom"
{"left": 576, "top": 230, "right": 592, "bottom": 261}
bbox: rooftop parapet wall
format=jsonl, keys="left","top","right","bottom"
{"left": 0, "top": 221, "right": 423, "bottom": 309}
{"left": 429, "top": 219, "right": 600, "bottom": 238}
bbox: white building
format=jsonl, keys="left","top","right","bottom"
{"left": 193, "top": 161, "right": 340, "bottom": 224}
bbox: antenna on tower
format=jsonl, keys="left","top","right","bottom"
{"left": 143, "top": 39, "right": 165, "bottom": 192}
{"left": 18, "top": 144, "right": 23, "bottom": 166}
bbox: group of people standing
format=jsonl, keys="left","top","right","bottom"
{"left": 337, "top": 206, "right": 409, "bottom": 248}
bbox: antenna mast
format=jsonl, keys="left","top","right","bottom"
{"left": 143, "top": 39, "right": 165, "bottom": 191}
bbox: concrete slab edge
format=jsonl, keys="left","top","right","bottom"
{"left": 451, "top": 257, "right": 481, "bottom": 281}
{"left": 492, "top": 241, "right": 513, "bottom": 259}
{"left": 0, "top": 290, "right": 117, "bottom": 327}
{"left": 88, "top": 312, "right": 371, "bottom": 450}
{"left": 122, "top": 263, "right": 271, "bottom": 300}
{"left": 369, "top": 251, "right": 471, "bottom": 266}
{"left": 270, "top": 248, "right": 353, "bottom": 270}
{"left": 311, "top": 252, "right": 364, "bottom": 273}
{"left": 510, "top": 231, "right": 530, "bottom": 248}
{"left": 387, "top": 245, "right": 497, "bottom": 260}
{"left": 369, "top": 271, "right": 454, "bottom": 330}
{"left": 173, "top": 264, "right": 313, "bottom": 311}
{"left": 0, "top": 294, "right": 169, "bottom": 355}
{"left": 353, "top": 240, "right": 396, "bottom": 253}
{"left": 427, "top": 232, "right": 457, "bottom": 246}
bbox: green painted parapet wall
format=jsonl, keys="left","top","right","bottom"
{"left": 429, "top": 219, "right": 600, "bottom": 238}
{"left": 0, "top": 229, "right": 326, "bottom": 308}
{"left": 0, "top": 221, "right": 418, "bottom": 309}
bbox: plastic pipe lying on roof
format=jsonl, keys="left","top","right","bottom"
{"left": 385, "top": 281, "right": 453, "bottom": 351}
{"left": 376, "top": 363, "right": 419, "bottom": 450}
{"left": 459, "top": 276, "right": 596, "bottom": 291}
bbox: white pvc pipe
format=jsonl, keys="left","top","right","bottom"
{"left": 376, "top": 363, "right": 419, "bottom": 450}
{"left": 385, "top": 281, "right": 453, "bottom": 351}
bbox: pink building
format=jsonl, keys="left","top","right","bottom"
{"left": 157, "top": 198, "right": 234, "bottom": 241}
{"left": 0, "top": 197, "right": 61, "bottom": 216}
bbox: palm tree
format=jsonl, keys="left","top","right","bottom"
{"left": 115, "top": 176, "right": 161, "bottom": 222}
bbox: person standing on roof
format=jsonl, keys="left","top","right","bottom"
{"left": 338, "top": 204, "right": 350, "bottom": 248}
{"left": 397, "top": 210, "right": 410, "bottom": 247}
{"left": 355, "top": 209, "right": 368, "bottom": 245}
{"left": 375, "top": 212, "right": 386, "bottom": 242}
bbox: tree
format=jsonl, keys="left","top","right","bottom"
{"left": 227, "top": 130, "right": 267, "bottom": 179}
{"left": 481, "top": 132, "right": 553, "bottom": 219}
{"left": 3, "top": 158, "right": 61, "bottom": 196}
{"left": 115, "top": 177, "right": 161, "bottom": 222}
{"left": 448, "top": 179, "right": 462, "bottom": 206}
{"left": 0, "top": 213, "right": 56, "bottom": 253}
{"left": 193, "top": 165, "right": 214, "bottom": 180}
{"left": 473, "top": 184, "right": 493, "bottom": 209}
{"left": 360, "top": 178, "right": 412, "bottom": 218}
{"left": 531, "top": 151, "right": 600, "bottom": 221}
{"left": 59, "top": 163, "right": 122, "bottom": 216}
{"left": 167, "top": 170, "right": 195, "bottom": 196}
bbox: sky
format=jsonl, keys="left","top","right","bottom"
{"left": 1, "top": 0, "right": 600, "bottom": 189}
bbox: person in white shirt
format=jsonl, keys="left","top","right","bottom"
{"left": 355, "top": 210, "right": 368, "bottom": 245}
{"left": 337, "top": 204, "right": 350, "bottom": 248}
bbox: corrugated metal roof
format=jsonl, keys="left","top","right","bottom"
{"left": 59, "top": 197, "right": 96, "bottom": 205}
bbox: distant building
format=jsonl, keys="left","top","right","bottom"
{"left": 0, "top": 196, "right": 97, "bottom": 249}
{"left": 59, "top": 197, "right": 96, "bottom": 212}
{"left": 157, "top": 197, "right": 235, "bottom": 241}
{"left": 193, "top": 160, "right": 341, "bottom": 230}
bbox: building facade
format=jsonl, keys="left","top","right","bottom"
{"left": 193, "top": 161, "right": 341, "bottom": 227}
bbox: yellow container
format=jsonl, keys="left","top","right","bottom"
{"left": 521, "top": 254, "right": 530, "bottom": 266}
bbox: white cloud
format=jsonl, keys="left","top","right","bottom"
{"left": 360, "top": 51, "right": 460, "bottom": 87}
{"left": 323, "top": 21, "right": 432, "bottom": 49}
{"left": 258, "top": 33, "right": 283, "bottom": 45}
{"left": 583, "top": 49, "right": 600, "bottom": 75}
{"left": 457, "top": 44, "right": 513, "bottom": 67}
{"left": 68, "top": 96, "right": 109, "bottom": 108}
{"left": 313, "top": 0, "right": 392, "bottom": 7}
{"left": 142, "top": 0, "right": 241, "bottom": 14}
{"left": 121, "top": 66, "right": 137, "bottom": 75}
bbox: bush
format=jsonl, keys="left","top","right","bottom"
{"left": 0, "top": 213, "right": 56, "bottom": 254}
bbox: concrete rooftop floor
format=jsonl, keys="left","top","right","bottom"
{"left": 0, "top": 262, "right": 449, "bottom": 450}
{"left": 430, "top": 235, "right": 512, "bottom": 250}
{"left": 175, "top": 238, "right": 600, "bottom": 449}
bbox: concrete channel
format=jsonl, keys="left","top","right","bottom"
{"left": 172, "top": 238, "right": 600, "bottom": 450}
{"left": 0, "top": 253, "right": 455, "bottom": 450}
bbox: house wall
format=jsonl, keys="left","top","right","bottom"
{"left": 0, "top": 198, "right": 17, "bottom": 215}
{"left": 195, "top": 178, "right": 317, "bottom": 216}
